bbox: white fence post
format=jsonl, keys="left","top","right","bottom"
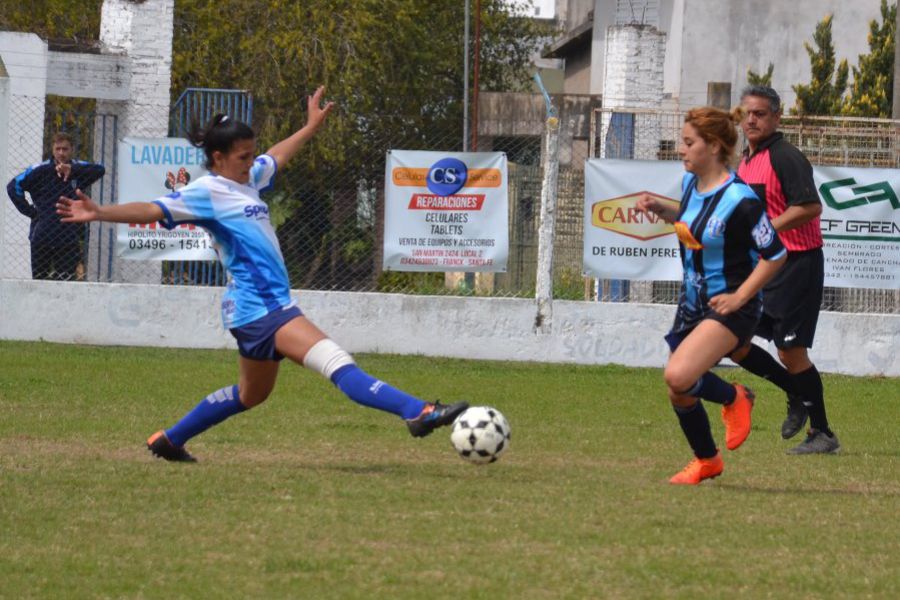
{"left": 534, "top": 73, "right": 560, "bottom": 334}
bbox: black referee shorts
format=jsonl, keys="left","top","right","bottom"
{"left": 757, "top": 248, "right": 824, "bottom": 349}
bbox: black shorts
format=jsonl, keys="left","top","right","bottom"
{"left": 757, "top": 248, "right": 824, "bottom": 349}
{"left": 665, "top": 298, "right": 762, "bottom": 353}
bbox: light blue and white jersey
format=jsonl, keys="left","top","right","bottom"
{"left": 152, "top": 154, "right": 296, "bottom": 329}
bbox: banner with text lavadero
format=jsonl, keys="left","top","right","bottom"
{"left": 383, "top": 150, "right": 508, "bottom": 272}
{"left": 116, "top": 138, "right": 216, "bottom": 260}
{"left": 584, "top": 159, "right": 900, "bottom": 290}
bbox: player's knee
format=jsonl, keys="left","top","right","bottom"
{"left": 778, "top": 347, "right": 811, "bottom": 372}
{"left": 663, "top": 366, "right": 694, "bottom": 396}
{"left": 303, "top": 338, "right": 356, "bottom": 380}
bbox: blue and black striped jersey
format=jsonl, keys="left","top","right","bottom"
{"left": 674, "top": 172, "right": 786, "bottom": 321}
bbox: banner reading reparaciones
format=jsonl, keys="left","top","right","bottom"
{"left": 584, "top": 159, "right": 900, "bottom": 289}
{"left": 116, "top": 138, "right": 216, "bottom": 261}
{"left": 383, "top": 150, "right": 508, "bottom": 272}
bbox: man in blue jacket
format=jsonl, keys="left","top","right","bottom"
{"left": 7, "top": 132, "right": 106, "bottom": 280}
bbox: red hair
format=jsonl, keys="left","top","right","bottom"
{"left": 684, "top": 106, "right": 744, "bottom": 166}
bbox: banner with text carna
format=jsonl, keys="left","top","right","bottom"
{"left": 585, "top": 159, "right": 900, "bottom": 290}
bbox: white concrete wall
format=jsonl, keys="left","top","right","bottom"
{"left": 46, "top": 51, "right": 130, "bottom": 101}
{"left": 2, "top": 279, "right": 897, "bottom": 377}
{"left": 602, "top": 25, "right": 666, "bottom": 108}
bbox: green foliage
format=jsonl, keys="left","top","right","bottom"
{"left": 843, "top": 0, "right": 896, "bottom": 117}
{"left": 172, "top": 0, "right": 543, "bottom": 169}
{"left": 792, "top": 14, "right": 849, "bottom": 115}
{"left": 377, "top": 271, "right": 464, "bottom": 295}
{"left": 0, "top": 0, "right": 102, "bottom": 46}
{"left": 747, "top": 63, "right": 774, "bottom": 87}
{"left": 552, "top": 267, "right": 587, "bottom": 300}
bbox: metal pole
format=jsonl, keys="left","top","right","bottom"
{"left": 533, "top": 73, "right": 560, "bottom": 334}
{"left": 463, "top": 0, "right": 470, "bottom": 151}
{"left": 894, "top": 1, "right": 900, "bottom": 118}
{"left": 473, "top": 0, "right": 481, "bottom": 151}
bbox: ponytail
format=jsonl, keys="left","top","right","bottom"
{"left": 188, "top": 113, "right": 255, "bottom": 170}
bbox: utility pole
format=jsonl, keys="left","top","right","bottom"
{"left": 463, "top": 0, "right": 470, "bottom": 151}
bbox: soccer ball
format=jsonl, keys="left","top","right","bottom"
{"left": 450, "top": 406, "right": 511, "bottom": 464}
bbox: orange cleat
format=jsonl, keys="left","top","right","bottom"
{"left": 722, "top": 384, "right": 755, "bottom": 450}
{"left": 669, "top": 451, "right": 724, "bottom": 485}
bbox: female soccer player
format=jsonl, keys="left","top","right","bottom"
{"left": 58, "top": 86, "right": 467, "bottom": 462}
{"left": 636, "top": 106, "right": 786, "bottom": 485}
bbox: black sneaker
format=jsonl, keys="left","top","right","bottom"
{"left": 147, "top": 430, "right": 197, "bottom": 462}
{"left": 406, "top": 401, "right": 469, "bottom": 438}
{"left": 781, "top": 393, "right": 809, "bottom": 439}
{"left": 787, "top": 429, "right": 841, "bottom": 455}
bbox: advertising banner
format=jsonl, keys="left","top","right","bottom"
{"left": 585, "top": 159, "right": 900, "bottom": 289}
{"left": 815, "top": 165, "right": 900, "bottom": 289}
{"left": 116, "top": 138, "right": 216, "bottom": 260}
{"left": 584, "top": 159, "right": 683, "bottom": 281}
{"left": 383, "top": 150, "right": 508, "bottom": 272}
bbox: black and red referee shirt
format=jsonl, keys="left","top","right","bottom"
{"left": 737, "top": 132, "right": 822, "bottom": 251}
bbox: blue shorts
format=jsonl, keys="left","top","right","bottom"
{"left": 229, "top": 306, "right": 303, "bottom": 361}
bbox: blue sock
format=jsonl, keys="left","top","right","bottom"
{"left": 685, "top": 372, "right": 736, "bottom": 405}
{"left": 331, "top": 365, "right": 427, "bottom": 419}
{"left": 165, "top": 385, "right": 247, "bottom": 447}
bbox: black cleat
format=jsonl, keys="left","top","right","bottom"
{"left": 787, "top": 428, "right": 841, "bottom": 455}
{"left": 147, "top": 430, "right": 197, "bottom": 463}
{"left": 781, "top": 393, "right": 809, "bottom": 439}
{"left": 406, "top": 401, "right": 469, "bottom": 438}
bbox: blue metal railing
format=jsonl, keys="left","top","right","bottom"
{"left": 167, "top": 88, "right": 253, "bottom": 285}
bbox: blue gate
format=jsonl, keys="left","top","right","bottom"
{"left": 167, "top": 88, "right": 253, "bottom": 285}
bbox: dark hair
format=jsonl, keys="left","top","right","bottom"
{"left": 740, "top": 85, "right": 782, "bottom": 114}
{"left": 52, "top": 132, "right": 73, "bottom": 146}
{"left": 188, "top": 113, "right": 255, "bottom": 170}
{"left": 684, "top": 106, "right": 743, "bottom": 166}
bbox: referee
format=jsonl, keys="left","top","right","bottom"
{"left": 730, "top": 85, "right": 839, "bottom": 454}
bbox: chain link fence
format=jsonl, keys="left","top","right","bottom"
{"left": 3, "top": 96, "right": 116, "bottom": 282}
{"left": 589, "top": 108, "right": 900, "bottom": 313}
{"left": 4, "top": 95, "right": 898, "bottom": 314}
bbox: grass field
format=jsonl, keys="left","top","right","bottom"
{"left": 1, "top": 340, "right": 898, "bottom": 599}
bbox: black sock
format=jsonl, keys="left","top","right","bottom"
{"left": 673, "top": 402, "right": 718, "bottom": 458}
{"left": 736, "top": 345, "right": 798, "bottom": 395}
{"left": 692, "top": 372, "right": 736, "bottom": 405}
{"left": 792, "top": 365, "right": 833, "bottom": 436}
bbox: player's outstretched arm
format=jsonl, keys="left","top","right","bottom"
{"left": 57, "top": 189, "right": 164, "bottom": 224}
{"left": 635, "top": 193, "right": 679, "bottom": 223}
{"left": 265, "top": 85, "right": 334, "bottom": 169}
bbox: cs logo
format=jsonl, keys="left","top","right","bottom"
{"left": 426, "top": 158, "right": 467, "bottom": 196}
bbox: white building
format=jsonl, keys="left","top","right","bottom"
{"left": 545, "top": 0, "right": 885, "bottom": 111}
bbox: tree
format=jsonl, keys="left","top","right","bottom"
{"left": 792, "top": 14, "right": 849, "bottom": 115}
{"left": 171, "top": 0, "right": 544, "bottom": 159}
{"left": 0, "top": 0, "right": 102, "bottom": 47}
{"left": 170, "top": 0, "right": 545, "bottom": 288}
{"left": 747, "top": 63, "right": 774, "bottom": 87}
{"left": 844, "top": 0, "right": 896, "bottom": 117}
